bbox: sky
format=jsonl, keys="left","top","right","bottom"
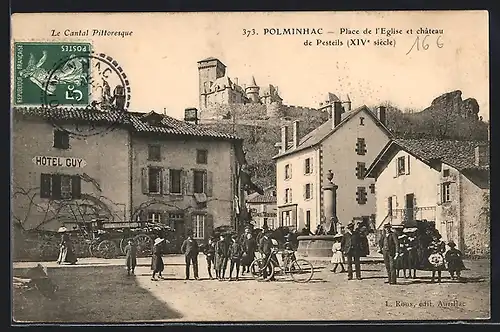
{"left": 11, "top": 11, "right": 489, "bottom": 120}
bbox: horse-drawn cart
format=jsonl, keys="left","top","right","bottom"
{"left": 80, "top": 219, "right": 174, "bottom": 259}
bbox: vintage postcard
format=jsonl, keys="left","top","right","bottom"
{"left": 11, "top": 11, "right": 490, "bottom": 323}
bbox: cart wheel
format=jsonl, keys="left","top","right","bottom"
{"left": 97, "top": 240, "right": 118, "bottom": 259}
{"left": 120, "top": 237, "right": 136, "bottom": 254}
{"left": 88, "top": 241, "right": 99, "bottom": 257}
{"left": 134, "top": 234, "right": 152, "bottom": 257}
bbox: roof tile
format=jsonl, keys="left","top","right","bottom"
{"left": 14, "top": 107, "right": 241, "bottom": 141}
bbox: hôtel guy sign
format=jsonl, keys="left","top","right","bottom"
{"left": 32, "top": 156, "right": 87, "bottom": 168}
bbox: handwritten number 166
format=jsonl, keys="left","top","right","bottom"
{"left": 406, "top": 35, "right": 443, "bottom": 55}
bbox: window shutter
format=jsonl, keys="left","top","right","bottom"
{"left": 303, "top": 184, "right": 307, "bottom": 199}
{"left": 406, "top": 155, "right": 411, "bottom": 175}
{"left": 40, "top": 174, "right": 52, "bottom": 198}
{"left": 311, "top": 184, "right": 314, "bottom": 199}
{"left": 205, "top": 213, "right": 214, "bottom": 239}
{"left": 141, "top": 168, "right": 149, "bottom": 194}
{"left": 162, "top": 168, "right": 170, "bottom": 195}
{"left": 437, "top": 184, "right": 442, "bottom": 205}
{"left": 394, "top": 159, "right": 398, "bottom": 178}
{"left": 289, "top": 189, "right": 292, "bottom": 202}
{"left": 181, "top": 169, "right": 188, "bottom": 195}
{"left": 185, "top": 170, "right": 194, "bottom": 195}
{"left": 71, "top": 175, "right": 81, "bottom": 199}
{"left": 52, "top": 174, "right": 62, "bottom": 199}
{"left": 310, "top": 158, "right": 314, "bottom": 173}
{"left": 289, "top": 165, "right": 292, "bottom": 179}
{"left": 291, "top": 209, "right": 297, "bottom": 229}
{"left": 206, "top": 171, "right": 213, "bottom": 196}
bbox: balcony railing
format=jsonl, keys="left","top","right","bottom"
{"left": 388, "top": 206, "right": 436, "bottom": 225}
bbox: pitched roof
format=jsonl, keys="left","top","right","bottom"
{"left": 365, "top": 138, "right": 490, "bottom": 178}
{"left": 198, "top": 56, "right": 224, "bottom": 64}
{"left": 273, "top": 105, "right": 392, "bottom": 159}
{"left": 14, "top": 107, "right": 241, "bottom": 141}
{"left": 247, "top": 194, "right": 277, "bottom": 204}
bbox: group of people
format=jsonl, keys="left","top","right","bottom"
{"left": 379, "top": 223, "right": 466, "bottom": 284}
{"left": 328, "top": 221, "right": 467, "bottom": 285}
{"left": 146, "top": 227, "right": 265, "bottom": 281}
{"left": 327, "top": 221, "right": 370, "bottom": 280}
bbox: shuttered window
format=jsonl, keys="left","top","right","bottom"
{"left": 356, "top": 162, "right": 366, "bottom": 179}
{"left": 356, "top": 138, "right": 367, "bottom": 155}
{"left": 169, "top": 169, "right": 182, "bottom": 194}
{"left": 53, "top": 130, "right": 69, "bottom": 149}
{"left": 148, "top": 145, "right": 161, "bottom": 161}
{"left": 39, "top": 173, "right": 81, "bottom": 200}
{"left": 356, "top": 186, "right": 367, "bottom": 205}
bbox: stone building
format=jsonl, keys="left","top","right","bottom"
{"left": 273, "top": 103, "right": 392, "bottom": 232}
{"left": 365, "top": 139, "right": 490, "bottom": 257}
{"left": 245, "top": 186, "right": 278, "bottom": 229}
{"left": 12, "top": 107, "right": 246, "bottom": 244}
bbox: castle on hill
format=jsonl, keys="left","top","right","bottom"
{"left": 197, "top": 57, "right": 351, "bottom": 123}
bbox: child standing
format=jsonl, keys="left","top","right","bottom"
{"left": 228, "top": 234, "right": 243, "bottom": 281}
{"left": 330, "top": 234, "right": 345, "bottom": 273}
{"left": 124, "top": 239, "right": 137, "bottom": 276}
{"left": 445, "top": 241, "right": 466, "bottom": 280}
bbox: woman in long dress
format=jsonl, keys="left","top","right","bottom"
{"left": 151, "top": 238, "right": 165, "bottom": 281}
{"left": 56, "top": 229, "right": 78, "bottom": 265}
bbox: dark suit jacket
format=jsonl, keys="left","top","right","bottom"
{"left": 379, "top": 231, "right": 399, "bottom": 257}
{"left": 341, "top": 230, "right": 361, "bottom": 256}
{"left": 258, "top": 236, "right": 273, "bottom": 255}
{"left": 181, "top": 238, "right": 199, "bottom": 257}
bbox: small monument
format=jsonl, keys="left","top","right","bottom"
{"left": 296, "top": 170, "right": 340, "bottom": 257}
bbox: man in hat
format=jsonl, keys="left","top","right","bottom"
{"left": 341, "top": 221, "right": 362, "bottom": 280}
{"left": 259, "top": 230, "right": 277, "bottom": 281}
{"left": 228, "top": 234, "right": 243, "bottom": 280}
{"left": 444, "top": 240, "right": 466, "bottom": 280}
{"left": 181, "top": 232, "right": 200, "bottom": 280}
{"left": 379, "top": 224, "right": 399, "bottom": 284}
{"left": 215, "top": 234, "right": 229, "bottom": 280}
{"left": 203, "top": 236, "right": 217, "bottom": 279}
{"left": 124, "top": 239, "right": 137, "bottom": 276}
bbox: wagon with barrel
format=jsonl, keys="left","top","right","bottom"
{"left": 78, "top": 219, "right": 175, "bottom": 259}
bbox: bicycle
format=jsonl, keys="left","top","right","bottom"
{"left": 249, "top": 247, "right": 314, "bottom": 283}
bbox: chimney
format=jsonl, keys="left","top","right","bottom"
{"left": 377, "top": 106, "right": 387, "bottom": 126}
{"left": 163, "top": 108, "right": 167, "bottom": 115}
{"left": 333, "top": 101, "right": 343, "bottom": 128}
{"left": 184, "top": 108, "right": 199, "bottom": 125}
{"left": 292, "top": 120, "right": 300, "bottom": 149}
{"left": 474, "top": 145, "right": 489, "bottom": 167}
{"left": 234, "top": 77, "right": 239, "bottom": 86}
{"left": 281, "top": 125, "right": 289, "bottom": 153}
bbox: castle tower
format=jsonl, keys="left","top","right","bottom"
{"left": 245, "top": 76, "right": 260, "bottom": 104}
{"left": 197, "top": 57, "right": 227, "bottom": 109}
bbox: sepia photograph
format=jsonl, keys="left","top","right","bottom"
{"left": 10, "top": 11, "right": 490, "bottom": 323}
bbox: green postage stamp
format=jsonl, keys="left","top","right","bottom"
{"left": 14, "top": 42, "right": 92, "bottom": 106}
